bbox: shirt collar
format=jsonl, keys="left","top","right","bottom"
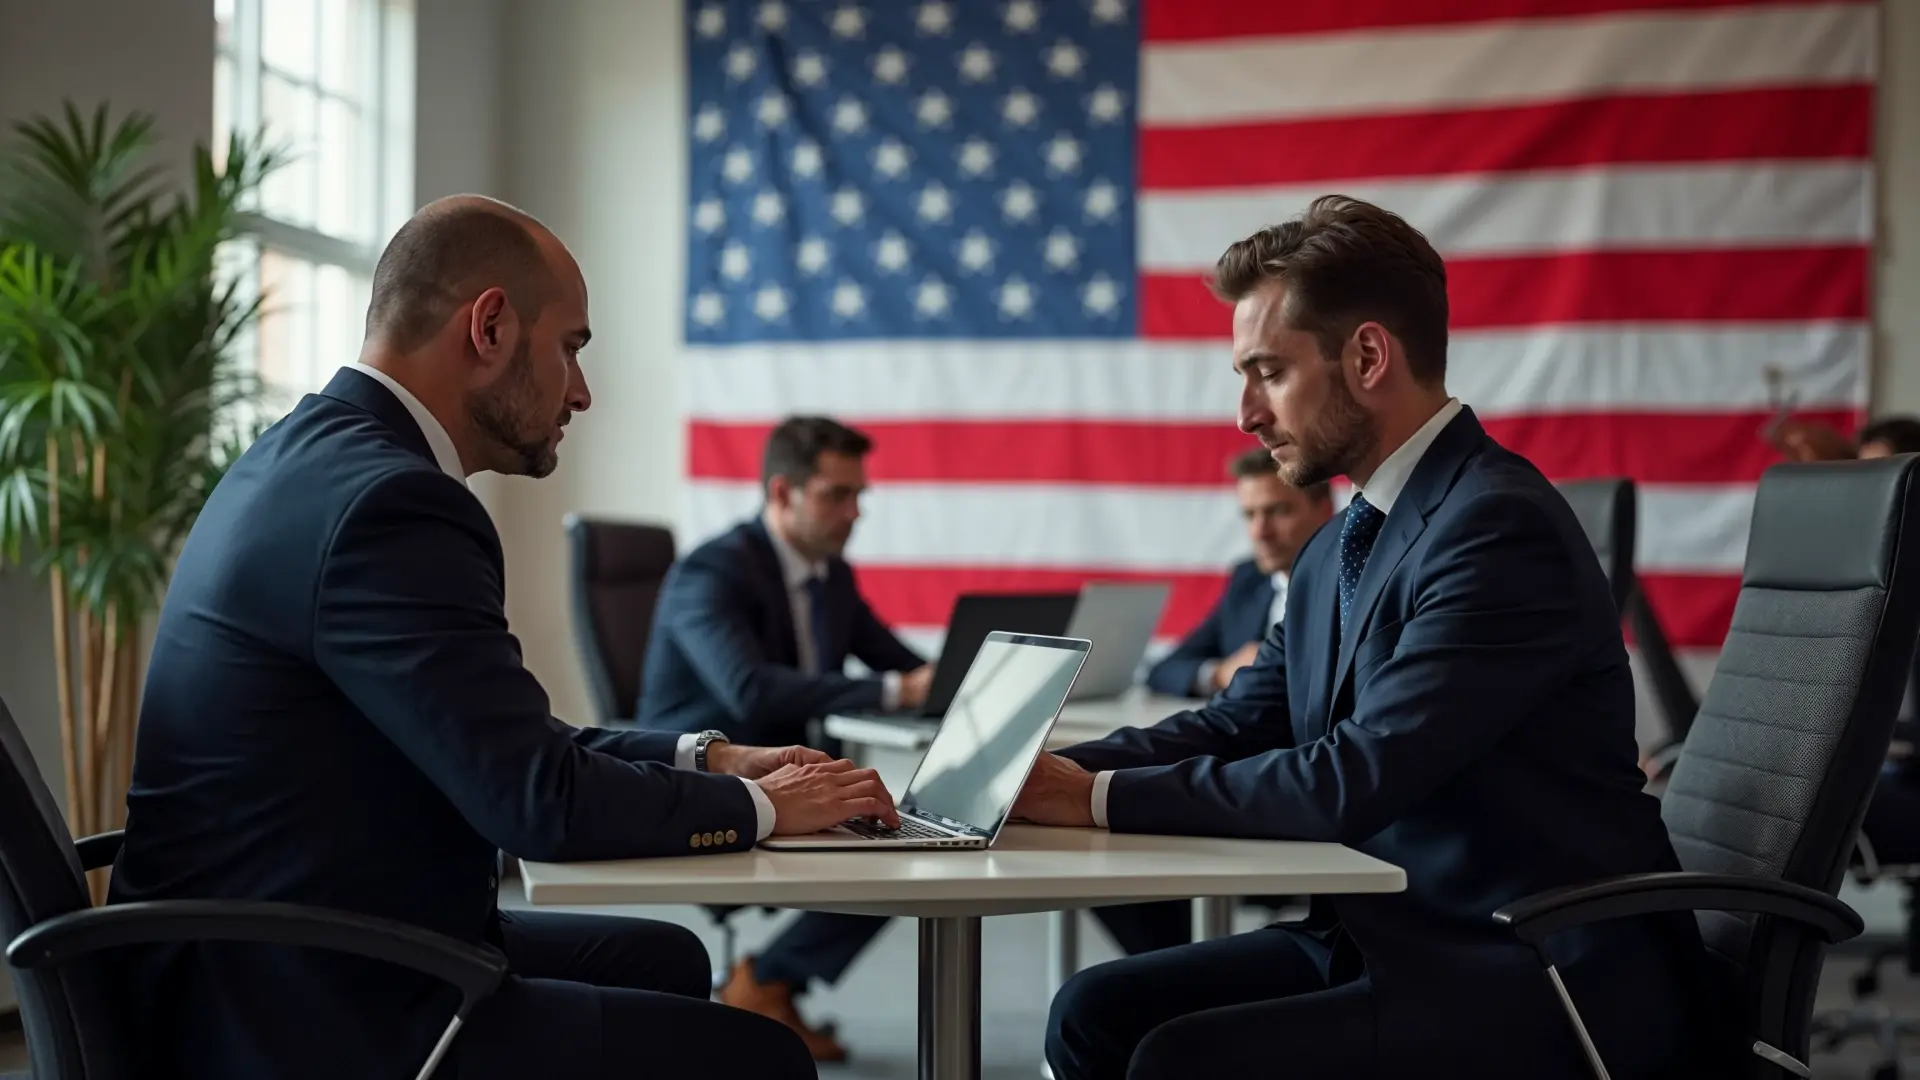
{"left": 1270, "top": 569, "right": 1289, "bottom": 594}
{"left": 1354, "top": 397, "right": 1461, "bottom": 515}
{"left": 761, "top": 511, "right": 826, "bottom": 589}
{"left": 348, "top": 363, "right": 466, "bottom": 485}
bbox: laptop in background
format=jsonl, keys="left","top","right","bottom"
{"left": 763, "top": 632, "right": 1091, "bottom": 850}
{"left": 836, "top": 591, "right": 1077, "bottom": 721}
{"left": 1062, "top": 582, "right": 1172, "bottom": 700}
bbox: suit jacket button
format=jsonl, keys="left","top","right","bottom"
{"left": 689, "top": 834, "right": 700, "bottom": 848}
{"left": 725, "top": 829, "right": 739, "bottom": 844}
{"left": 703, "top": 832, "right": 716, "bottom": 846}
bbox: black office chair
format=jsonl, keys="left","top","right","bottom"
{"left": 565, "top": 513, "right": 676, "bottom": 725}
{"left": 0, "top": 694, "right": 508, "bottom": 1080}
{"left": 1554, "top": 477, "right": 1637, "bottom": 615}
{"left": 562, "top": 514, "right": 766, "bottom": 986}
{"left": 1494, "top": 455, "right": 1920, "bottom": 1079}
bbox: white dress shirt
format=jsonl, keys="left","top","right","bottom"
{"left": 762, "top": 513, "right": 902, "bottom": 709}
{"left": 347, "top": 363, "right": 778, "bottom": 840}
{"left": 1089, "top": 398, "right": 1464, "bottom": 828}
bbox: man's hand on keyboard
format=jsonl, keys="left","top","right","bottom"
{"left": 755, "top": 759, "right": 901, "bottom": 835}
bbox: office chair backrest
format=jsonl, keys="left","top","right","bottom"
{"left": 566, "top": 515, "right": 676, "bottom": 722}
{"left": 1660, "top": 457, "right": 1920, "bottom": 1044}
{"left": 0, "top": 695, "right": 125, "bottom": 1079}
{"left": 1554, "top": 477, "right": 1636, "bottom": 614}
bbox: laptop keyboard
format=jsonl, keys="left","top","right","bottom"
{"left": 843, "top": 817, "right": 951, "bottom": 841}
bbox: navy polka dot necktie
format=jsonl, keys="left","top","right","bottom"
{"left": 1337, "top": 494, "right": 1385, "bottom": 631}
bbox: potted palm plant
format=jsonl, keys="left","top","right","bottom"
{"left": 0, "top": 102, "right": 279, "bottom": 852}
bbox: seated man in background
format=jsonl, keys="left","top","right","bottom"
{"left": 1014, "top": 195, "right": 1707, "bottom": 1080}
{"left": 642, "top": 416, "right": 1191, "bottom": 1060}
{"left": 1146, "top": 448, "right": 1333, "bottom": 697}
{"left": 111, "top": 196, "right": 895, "bottom": 1080}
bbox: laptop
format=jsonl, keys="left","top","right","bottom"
{"left": 835, "top": 592, "right": 1078, "bottom": 721}
{"left": 1062, "top": 582, "right": 1172, "bottom": 700}
{"left": 762, "top": 631, "right": 1091, "bottom": 850}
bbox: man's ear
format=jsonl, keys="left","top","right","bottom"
{"left": 766, "top": 474, "right": 792, "bottom": 509}
{"left": 1348, "top": 321, "right": 1393, "bottom": 392}
{"left": 467, "top": 287, "right": 520, "bottom": 376}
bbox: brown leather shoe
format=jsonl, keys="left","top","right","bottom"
{"left": 716, "top": 957, "right": 849, "bottom": 1062}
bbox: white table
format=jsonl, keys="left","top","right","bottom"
{"left": 521, "top": 826, "right": 1402, "bottom": 1080}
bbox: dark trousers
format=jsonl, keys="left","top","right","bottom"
{"left": 1862, "top": 759, "right": 1920, "bottom": 864}
{"left": 754, "top": 900, "right": 1194, "bottom": 990}
{"left": 453, "top": 910, "right": 814, "bottom": 1080}
{"left": 1047, "top": 926, "right": 1373, "bottom": 1080}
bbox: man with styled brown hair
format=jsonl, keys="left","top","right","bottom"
{"left": 1014, "top": 196, "right": 1706, "bottom": 1080}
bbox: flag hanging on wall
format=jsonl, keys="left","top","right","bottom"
{"left": 681, "top": 0, "right": 1876, "bottom": 659}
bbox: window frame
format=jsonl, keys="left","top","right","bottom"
{"left": 215, "top": 0, "right": 415, "bottom": 399}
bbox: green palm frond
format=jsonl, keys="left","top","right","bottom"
{"left": 0, "top": 100, "right": 279, "bottom": 618}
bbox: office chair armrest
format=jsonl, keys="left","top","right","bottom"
{"left": 7, "top": 900, "right": 509, "bottom": 1007}
{"left": 1492, "top": 871, "right": 1862, "bottom": 948}
{"left": 73, "top": 829, "right": 124, "bottom": 872}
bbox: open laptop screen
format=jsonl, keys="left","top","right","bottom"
{"left": 900, "top": 633, "right": 1089, "bottom": 837}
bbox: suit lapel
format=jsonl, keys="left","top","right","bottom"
{"left": 1301, "top": 543, "right": 1343, "bottom": 744}
{"left": 1322, "top": 407, "right": 1488, "bottom": 733}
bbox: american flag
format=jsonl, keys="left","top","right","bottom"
{"left": 680, "top": 0, "right": 1875, "bottom": 663}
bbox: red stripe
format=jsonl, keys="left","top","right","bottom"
{"left": 1144, "top": 0, "right": 1849, "bottom": 42}
{"left": 1138, "top": 87, "right": 1872, "bottom": 190}
{"left": 1636, "top": 572, "right": 1740, "bottom": 650}
{"left": 856, "top": 565, "right": 1741, "bottom": 651}
{"left": 851, "top": 566, "right": 1229, "bottom": 639}
{"left": 690, "top": 412, "right": 1845, "bottom": 487}
{"left": 1140, "top": 246, "right": 1869, "bottom": 338}
{"left": 1482, "top": 409, "right": 1857, "bottom": 485}
{"left": 691, "top": 420, "right": 1262, "bottom": 486}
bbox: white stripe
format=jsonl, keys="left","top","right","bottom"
{"left": 1141, "top": 3, "right": 1875, "bottom": 126}
{"left": 1138, "top": 162, "right": 1872, "bottom": 269}
{"left": 1639, "top": 485, "right": 1753, "bottom": 574}
{"left": 683, "top": 480, "right": 1754, "bottom": 575}
{"left": 684, "top": 328, "right": 1867, "bottom": 421}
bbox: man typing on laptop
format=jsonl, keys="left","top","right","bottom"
{"left": 638, "top": 416, "right": 928, "bottom": 1060}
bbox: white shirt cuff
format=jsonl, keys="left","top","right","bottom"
{"left": 1090, "top": 770, "right": 1115, "bottom": 829}
{"left": 679, "top": 734, "right": 774, "bottom": 841}
{"left": 1193, "top": 660, "right": 1219, "bottom": 697}
{"left": 743, "top": 778, "right": 777, "bottom": 840}
{"left": 881, "top": 671, "right": 902, "bottom": 711}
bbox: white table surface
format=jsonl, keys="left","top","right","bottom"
{"left": 519, "top": 824, "right": 1404, "bottom": 918}
{"left": 823, "top": 689, "right": 1205, "bottom": 753}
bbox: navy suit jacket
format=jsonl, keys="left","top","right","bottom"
{"left": 1060, "top": 408, "right": 1706, "bottom": 1077}
{"left": 1144, "top": 558, "right": 1275, "bottom": 697}
{"left": 108, "top": 368, "right": 759, "bottom": 1079}
{"left": 636, "top": 519, "right": 924, "bottom": 743}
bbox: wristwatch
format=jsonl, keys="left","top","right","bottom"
{"left": 692, "top": 729, "right": 730, "bottom": 772}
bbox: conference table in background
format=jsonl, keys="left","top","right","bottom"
{"left": 520, "top": 824, "right": 1404, "bottom": 1080}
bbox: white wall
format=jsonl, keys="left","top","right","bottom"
{"left": 1875, "top": 0, "right": 1920, "bottom": 413}
{"left": 490, "top": 0, "right": 688, "bottom": 725}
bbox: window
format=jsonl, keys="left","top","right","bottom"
{"left": 215, "top": 0, "right": 414, "bottom": 405}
